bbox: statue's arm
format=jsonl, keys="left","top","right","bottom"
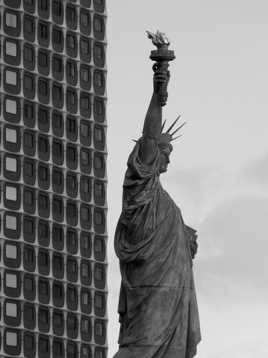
{"left": 139, "top": 71, "right": 169, "bottom": 164}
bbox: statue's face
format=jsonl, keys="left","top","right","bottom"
{"left": 159, "top": 147, "right": 171, "bottom": 173}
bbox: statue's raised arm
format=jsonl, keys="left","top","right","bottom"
{"left": 139, "top": 30, "right": 184, "bottom": 172}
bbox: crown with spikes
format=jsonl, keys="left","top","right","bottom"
{"left": 133, "top": 115, "right": 186, "bottom": 149}
{"left": 158, "top": 115, "right": 186, "bottom": 150}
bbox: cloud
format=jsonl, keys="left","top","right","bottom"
{"left": 239, "top": 152, "right": 268, "bottom": 191}
{"left": 196, "top": 195, "right": 268, "bottom": 299}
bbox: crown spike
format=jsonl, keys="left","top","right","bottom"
{"left": 161, "top": 119, "right": 167, "bottom": 132}
{"left": 170, "top": 121, "right": 186, "bottom": 136}
{"left": 171, "top": 134, "right": 182, "bottom": 142}
{"left": 166, "top": 115, "right": 181, "bottom": 134}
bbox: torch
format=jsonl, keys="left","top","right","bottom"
{"left": 147, "top": 30, "right": 175, "bottom": 106}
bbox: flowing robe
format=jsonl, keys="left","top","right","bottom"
{"left": 114, "top": 140, "right": 201, "bottom": 358}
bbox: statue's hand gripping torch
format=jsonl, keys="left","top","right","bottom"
{"left": 147, "top": 30, "right": 176, "bottom": 107}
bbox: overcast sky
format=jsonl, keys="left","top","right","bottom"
{"left": 106, "top": 1, "right": 268, "bottom": 357}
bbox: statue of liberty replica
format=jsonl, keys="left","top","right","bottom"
{"left": 113, "top": 31, "right": 201, "bottom": 358}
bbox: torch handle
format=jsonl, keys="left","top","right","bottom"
{"left": 152, "top": 61, "right": 170, "bottom": 107}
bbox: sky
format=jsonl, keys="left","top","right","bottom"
{"left": 106, "top": 1, "right": 268, "bottom": 357}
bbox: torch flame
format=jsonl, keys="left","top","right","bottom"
{"left": 146, "top": 30, "right": 170, "bottom": 47}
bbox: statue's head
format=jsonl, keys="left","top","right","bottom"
{"left": 159, "top": 141, "right": 173, "bottom": 173}
{"left": 158, "top": 116, "right": 185, "bottom": 173}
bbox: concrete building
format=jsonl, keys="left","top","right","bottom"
{"left": 0, "top": 0, "right": 107, "bottom": 357}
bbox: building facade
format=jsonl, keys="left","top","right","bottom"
{"left": 0, "top": 0, "right": 107, "bottom": 357}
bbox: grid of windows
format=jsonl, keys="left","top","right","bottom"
{"left": 0, "top": 0, "right": 107, "bottom": 357}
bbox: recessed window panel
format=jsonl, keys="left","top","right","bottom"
{"left": 67, "top": 284, "right": 78, "bottom": 311}
{"left": 52, "top": 54, "right": 63, "bottom": 81}
{"left": 52, "top": 167, "right": 64, "bottom": 194}
{"left": 94, "top": 96, "right": 106, "bottom": 123}
{"left": 5, "top": 96, "right": 18, "bottom": 116}
{"left": 80, "top": 92, "right": 91, "bottom": 118}
{"left": 93, "top": 14, "right": 105, "bottom": 41}
{"left": 52, "top": 280, "right": 64, "bottom": 307}
{"left": 66, "top": 144, "right": 78, "bottom": 170}
{"left": 5, "top": 39, "right": 17, "bottom": 57}
{"left": 94, "top": 207, "right": 106, "bottom": 234}
{"left": 94, "top": 291, "right": 106, "bottom": 317}
{"left": 23, "top": 0, "right": 36, "bottom": 13}
{"left": 66, "top": 31, "right": 78, "bottom": 58}
{"left": 5, "top": 213, "right": 18, "bottom": 230}
{"left": 38, "top": 105, "right": 50, "bottom": 133}
{"left": 94, "top": 263, "right": 106, "bottom": 290}
{"left": 52, "top": 82, "right": 64, "bottom": 109}
{"left": 66, "top": 4, "right": 77, "bottom": 29}
{"left": 38, "top": 334, "right": 50, "bottom": 358}
{"left": 53, "top": 309, "right": 64, "bottom": 336}
{"left": 4, "top": 329, "right": 21, "bottom": 355}
{"left": 5, "top": 11, "right": 18, "bottom": 28}
{"left": 24, "top": 100, "right": 36, "bottom": 128}
{"left": 67, "top": 341, "right": 78, "bottom": 358}
{"left": 6, "top": 272, "right": 18, "bottom": 289}
{"left": 38, "top": 20, "right": 50, "bottom": 48}
{"left": 23, "top": 44, "right": 35, "bottom": 72}
{"left": 66, "top": 59, "right": 78, "bottom": 87}
{"left": 23, "top": 186, "right": 36, "bottom": 214}
{"left": 37, "top": 220, "right": 50, "bottom": 248}
{"left": 66, "top": 87, "right": 78, "bottom": 114}
{"left": 93, "top": 0, "right": 105, "bottom": 12}
{"left": 52, "top": 223, "right": 64, "bottom": 251}
{"left": 24, "top": 16, "right": 35, "bottom": 47}
{"left": 79, "top": 122, "right": 91, "bottom": 148}
{"left": 38, "top": 277, "right": 50, "bottom": 304}
{"left": 23, "top": 215, "right": 36, "bottom": 243}
{"left": 23, "top": 302, "right": 36, "bottom": 330}
{"left": 52, "top": 252, "right": 64, "bottom": 279}
{"left": 5, "top": 301, "right": 18, "bottom": 317}
{"left": 5, "top": 243, "right": 18, "bottom": 259}
{"left": 80, "top": 8, "right": 91, "bottom": 36}
{"left": 52, "top": 26, "right": 64, "bottom": 52}
{"left": 24, "top": 331, "right": 36, "bottom": 358}
{"left": 66, "top": 228, "right": 78, "bottom": 255}
{"left": 23, "top": 273, "right": 36, "bottom": 301}
{"left": 66, "top": 200, "right": 78, "bottom": 227}
{"left": 23, "top": 158, "right": 36, "bottom": 186}
{"left": 80, "top": 175, "right": 92, "bottom": 203}
{"left": 5, "top": 155, "right": 18, "bottom": 174}
{"left": 67, "top": 313, "right": 78, "bottom": 339}
{"left": 94, "top": 235, "right": 106, "bottom": 261}
{"left": 94, "top": 319, "right": 106, "bottom": 345}
{"left": 81, "top": 315, "right": 92, "bottom": 342}
{"left": 94, "top": 152, "right": 106, "bottom": 178}
{"left": 52, "top": 0, "right": 64, "bottom": 24}
{"left": 81, "top": 288, "right": 91, "bottom": 314}
{"left": 80, "top": 204, "right": 91, "bottom": 230}
{"left": 80, "top": 64, "right": 91, "bottom": 90}
{"left": 93, "top": 42, "right": 106, "bottom": 68}
{"left": 38, "top": 0, "right": 50, "bottom": 19}
{"left": 5, "top": 126, "right": 17, "bottom": 143}
{"left": 66, "top": 171, "right": 78, "bottom": 198}
{"left": 52, "top": 110, "right": 64, "bottom": 137}
{"left": 94, "top": 180, "right": 105, "bottom": 206}
{"left": 52, "top": 195, "right": 64, "bottom": 222}
{"left": 81, "top": 260, "right": 92, "bottom": 286}
{"left": 38, "top": 49, "right": 50, "bottom": 76}
{"left": 80, "top": 147, "right": 92, "bottom": 174}
{"left": 80, "top": 36, "right": 91, "bottom": 63}
{"left": 67, "top": 256, "right": 78, "bottom": 283}
{"left": 5, "top": 69, "right": 18, "bottom": 86}
{"left": 80, "top": 231, "right": 92, "bottom": 258}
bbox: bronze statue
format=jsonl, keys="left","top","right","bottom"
{"left": 113, "top": 31, "right": 201, "bottom": 358}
